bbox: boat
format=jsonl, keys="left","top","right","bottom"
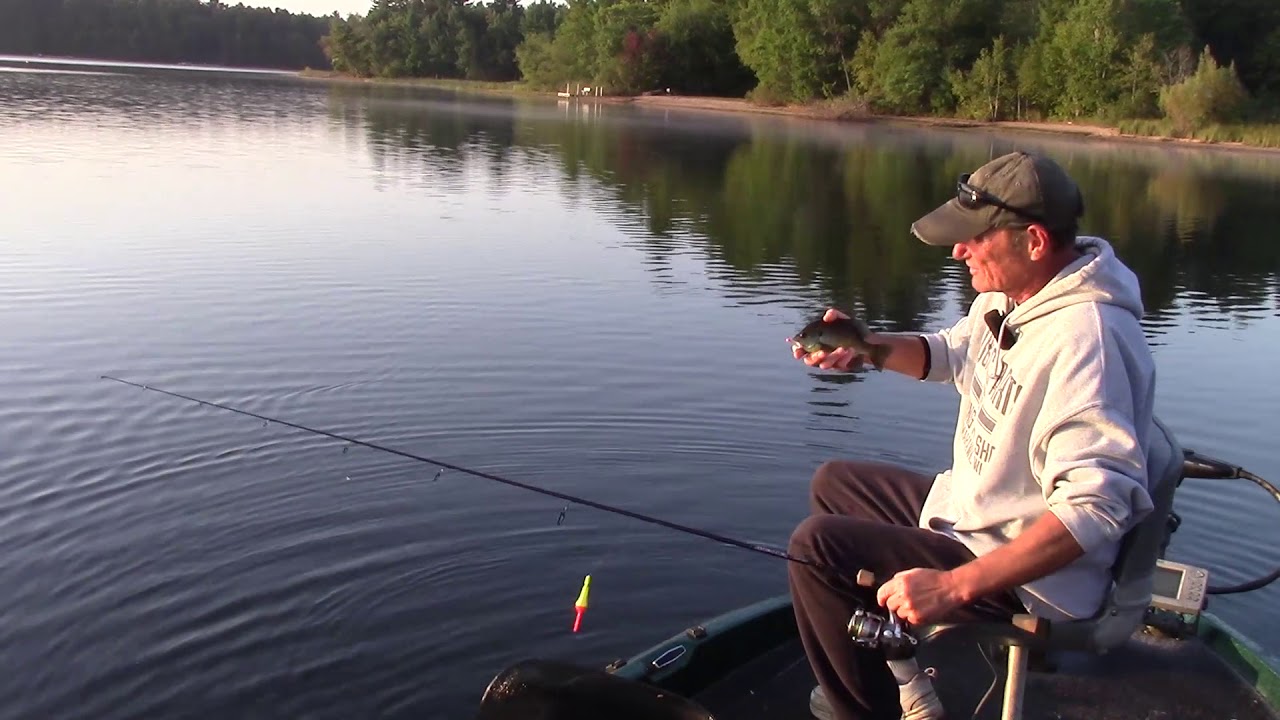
{"left": 472, "top": 420, "right": 1280, "bottom": 720}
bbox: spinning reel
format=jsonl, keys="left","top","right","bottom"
{"left": 847, "top": 607, "right": 918, "bottom": 652}
{"left": 846, "top": 570, "right": 920, "bottom": 654}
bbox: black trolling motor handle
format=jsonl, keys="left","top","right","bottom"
{"left": 1182, "top": 449, "right": 1242, "bottom": 479}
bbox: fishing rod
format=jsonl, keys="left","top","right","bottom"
{"left": 100, "top": 375, "right": 819, "bottom": 570}
{"left": 101, "top": 364, "right": 1280, "bottom": 697}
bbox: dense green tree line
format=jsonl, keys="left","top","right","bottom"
{"left": 323, "top": 0, "right": 563, "bottom": 82}
{"left": 324, "top": 0, "right": 1279, "bottom": 126}
{"left": 0, "top": 0, "right": 332, "bottom": 70}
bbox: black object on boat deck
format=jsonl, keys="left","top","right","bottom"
{"left": 475, "top": 659, "right": 714, "bottom": 720}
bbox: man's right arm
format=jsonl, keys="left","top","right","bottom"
{"left": 873, "top": 334, "right": 931, "bottom": 379}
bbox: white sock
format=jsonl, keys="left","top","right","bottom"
{"left": 885, "top": 657, "right": 945, "bottom": 720}
{"left": 888, "top": 656, "right": 922, "bottom": 685}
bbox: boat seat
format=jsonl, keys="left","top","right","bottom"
{"left": 914, "top": 415, "right": 1186, "bottom": 720}
{"left": 473, "top": 658, "right": 715, "bottom": 720}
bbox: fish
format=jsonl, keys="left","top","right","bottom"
{"left": 788, "top": 315, "right": 892, "bottom": 371}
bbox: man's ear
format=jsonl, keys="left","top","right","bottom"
{"left": 1024, "top": 224, "right": 1053, "bottom": 260}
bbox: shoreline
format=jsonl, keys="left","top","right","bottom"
{"left": 298, "top": 71, "right": 1280, "bottom": 156}
{"left": 597, "top": 95, "right": 1280, "bottom": 156}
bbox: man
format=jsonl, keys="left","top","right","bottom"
{"left": 788, "top": 151, "right": 1157, "bottom": 720}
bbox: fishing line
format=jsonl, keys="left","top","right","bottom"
{"left": 100, "top": 375, "right": 819, "bottom": 570}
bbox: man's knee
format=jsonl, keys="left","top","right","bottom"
{"left": 811, "top": 460, "right": 857, "bottom": 504}
{"left": 789, "top": 513, "right": 824, "bottom": 556}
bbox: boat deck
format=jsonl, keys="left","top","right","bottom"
{"left": 693, "top": 630, "right": 1279, "bottom": 720}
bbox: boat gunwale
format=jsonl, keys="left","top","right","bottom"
{"left": 1199, "top": 610, "right": 1280, "bottom": 710}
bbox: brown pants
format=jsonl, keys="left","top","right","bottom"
{"left": 787, "top": 461, "right": 1025, "bottom": 720}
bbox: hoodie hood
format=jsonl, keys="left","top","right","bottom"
{"left": 1006, "top": 237, "right": 1145, "bottom": 327}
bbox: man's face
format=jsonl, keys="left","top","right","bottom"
{"left": 952, "top": 227, "right": 1034, "bottom": 296}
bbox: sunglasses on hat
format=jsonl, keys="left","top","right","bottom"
{"left": 956, "top": 173, "right": 1046, "bottom": 224}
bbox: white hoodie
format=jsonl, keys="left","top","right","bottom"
{"left": 918, "top": 236, "right": 1156, "bottom": 621}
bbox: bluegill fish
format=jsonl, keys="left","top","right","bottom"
{"left": 789, "top": 315, "right": 891, "bottom": 371}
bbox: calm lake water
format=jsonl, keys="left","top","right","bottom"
{"left": 1, "top": 58, "right": 1279, "bottom": 719}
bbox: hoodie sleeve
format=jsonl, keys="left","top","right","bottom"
{"left": 920, "top": 311, "right": 976, "bottom": 385}
{"left": 1032, "top": 316, "right": 1155, "bottom": 554}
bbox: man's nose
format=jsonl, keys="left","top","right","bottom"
{"left": 952, "top": 243, "right": 969, "bottom": 260}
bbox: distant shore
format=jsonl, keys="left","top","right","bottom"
{"left": 602, "top": 95, "right": 1280, "bottom": 155}
{"left": 301, "top": 70, "right": 1280, "bottom": 155}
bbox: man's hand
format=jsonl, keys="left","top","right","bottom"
{"left": 791, "top": 308, "right": 929, "bottom": 378}
{"left": 791, "top": 309, "right": 875, "bottom": 371}
{"left": 875, "top": 568, "right": 966, "bottom": 625}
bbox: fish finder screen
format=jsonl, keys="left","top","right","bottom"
{"left": 1153, "top": 565, "right": 1183, "bottom": 597}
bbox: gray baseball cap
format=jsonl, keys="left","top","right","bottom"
{"left": 911, "top": 151, "right": 1084, "bottom": 246}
